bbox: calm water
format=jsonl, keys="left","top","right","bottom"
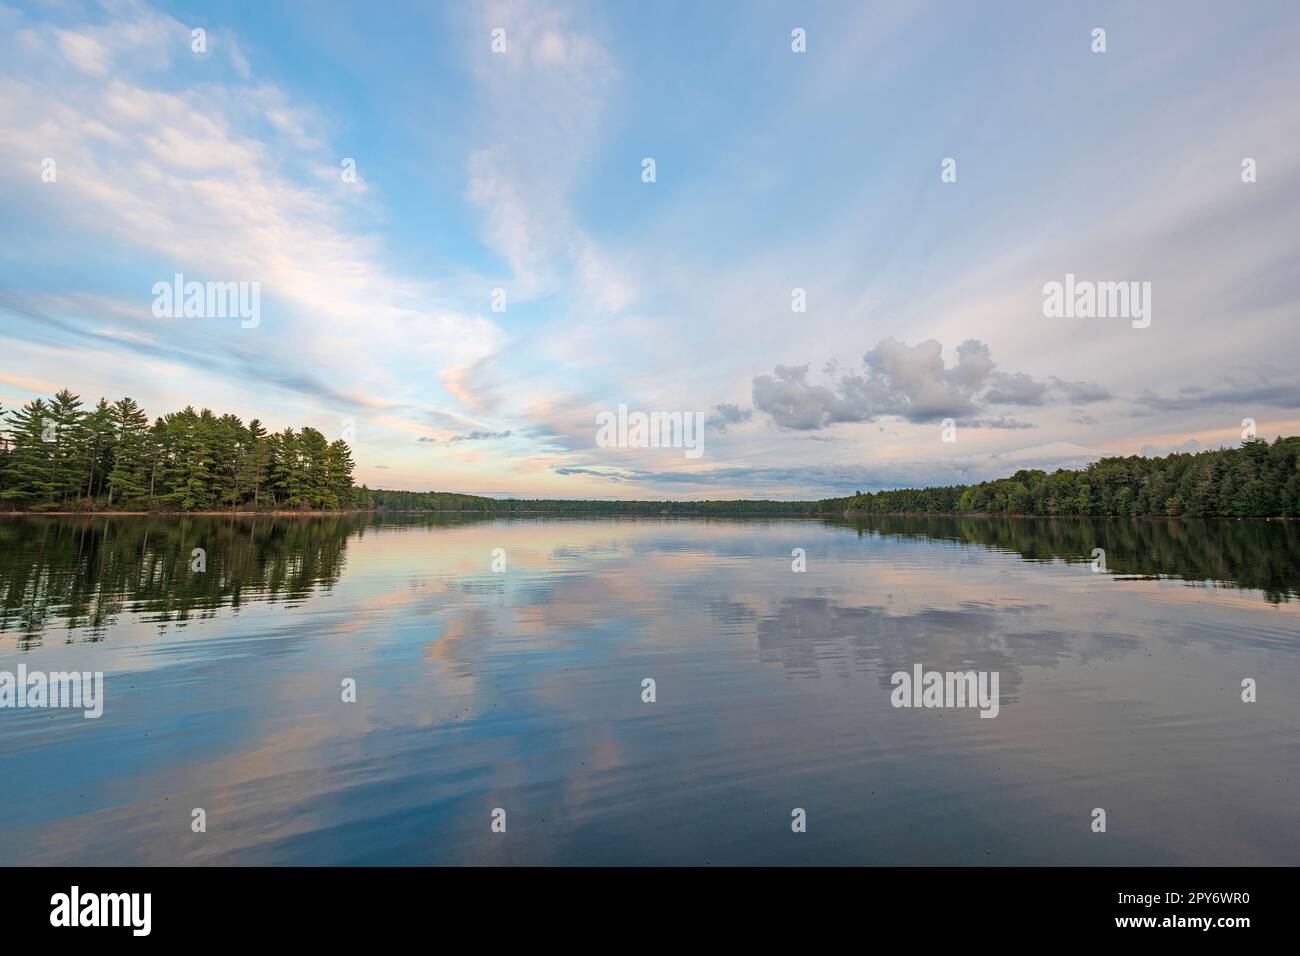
{"left": 0, "top": 514, "right": 1296, "bottom": 865}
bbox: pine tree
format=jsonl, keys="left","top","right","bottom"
{"left": 106, "top": 397, "right": 151, "bottom": 506}
{"left": 239, "top": 419, "right": 270, "bottom": 507}
{"left": 210, "top": 413, "right": 244, "bottom": 509}
{"left": 158, "top": 407, "right": 216, "bottom": 510}
{"left": 2, "top": 399, "right": 54, "bottom": 505}
{"left": 79, "top": 399, "right": 114, "bottom": 506}
{"left": 0, "top": 402, "right": 6, "bottom": 496}
{"left": 298, "top": 427, "right": 331, "bottom": 508}
{"left": 46, "top": 389, "right": 87, "bottom": 506}
{"left": 325, "top": 439, "right": 356, "bottom": 509}
{"left": 270, "top": 428, "right": 309, "bottom": 508}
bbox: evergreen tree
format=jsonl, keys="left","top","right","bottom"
{"left": 106, "top": 397, "right": 151, "bottom": 506}
{"left": 45, "top": 389, "right": 86, "bottom": 505}
{"left": 270, "top": 428, "right": 308, "bottom": 507}
{"left": 0, "top": 402, "right": 7, "bottom": 496}
{"left": 79, "top": 399, "right": 114, "bottom": 506}
{"left": 239, "top": 419, "right": 271, "bottom": 507}
{"left": 1, "top": 399, "right": 52, "bottom": 505}
{"left": 324, "top": 439, "right": 356, "bottom": 510}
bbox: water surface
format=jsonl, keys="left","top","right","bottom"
{"left": 1, "top": 514, "right": 1296, "bottom": 865}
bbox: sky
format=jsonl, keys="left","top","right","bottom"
{"left": 1, "top": 0, "right": 1298, "bottom": 500}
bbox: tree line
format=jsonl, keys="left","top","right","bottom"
{"left": 833, "top": 437, "right": 1300, "bottom": 518}
{"left": 0, "top": 390, "right": 355, "bottom": 512}
{"left": 358, "top": 487, "right": 834, "bottom": 516}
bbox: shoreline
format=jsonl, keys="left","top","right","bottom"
{"left": 0, "top": 509, "right": 818, "bottom": 517}
{"left": 841, "top": 511, "right": 1299, "bottom": 521}
{"left": 0, "top": 509, "right": 373, "bottom": 517}
{"left": 2, "top": 509, "right": 1295, "bottom": 521}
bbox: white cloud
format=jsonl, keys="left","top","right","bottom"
{"left": 463, "top": 0, "right": 629, "bottom": 308}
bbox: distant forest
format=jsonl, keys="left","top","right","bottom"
{"left": 357, "top": 487, "right": 837, "bottom": 516}
{"left": 2, "top": 389, "right": 1297, "bottom": 518}
{"left": 828, "top": 437, "right": 1300, "bottom": 518}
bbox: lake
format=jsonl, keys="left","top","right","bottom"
{"left": 0, "top": 513, "right": 1296, "bottom": 865}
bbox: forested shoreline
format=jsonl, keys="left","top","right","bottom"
{"left": 356, "top": 487, "right": 838, "bottom": 516}
{"left": 828, "top": 437, "right": 1300, "bottom": 519}
{"left": 3, "top": 389, "right": 1298, "bottom": 517}
{"left": 0, "top": 390, "right": 355, "bottom": 512}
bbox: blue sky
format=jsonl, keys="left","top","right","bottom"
{"left": 1, "top": 0, "right": 1298, "bottom": 499}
